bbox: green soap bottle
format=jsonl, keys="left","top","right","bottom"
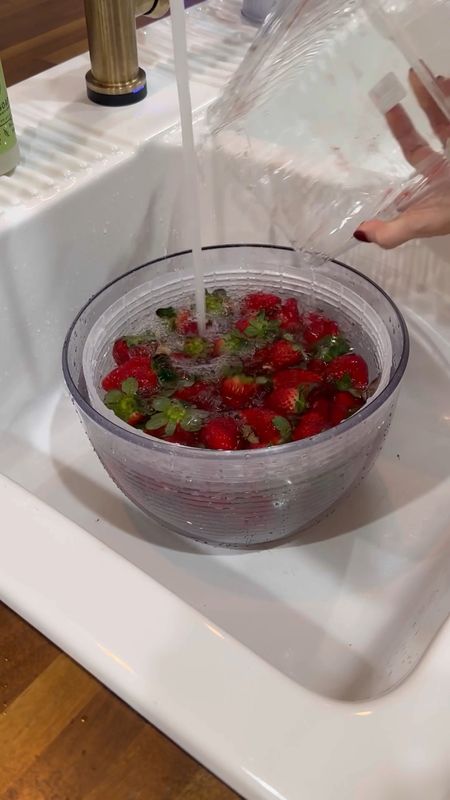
{"left": 0, "top": 60, "right": 19, "bottom": 176}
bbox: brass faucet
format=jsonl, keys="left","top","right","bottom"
{"left": 84, "top": 0, "right": 170, "bottom": 106}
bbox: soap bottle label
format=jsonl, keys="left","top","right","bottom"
{"left": 0, "top": 61, "right": 18, "bottom": 156}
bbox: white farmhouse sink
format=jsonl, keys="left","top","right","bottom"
{"left": 1, "top": 2, "right": 449, "bottom": 798}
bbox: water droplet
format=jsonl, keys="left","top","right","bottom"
{"left": 80, "top": 715, "right": 88, "bottom": 723}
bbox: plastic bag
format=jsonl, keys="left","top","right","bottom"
{"left": 204, "top": 0, "right": 450, "bottom": 259}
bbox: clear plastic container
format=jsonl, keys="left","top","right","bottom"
{"left": 205, "top": 0, "right": 450, "bottom": 257}
{"left": 63, "top": 246, "right": 409, "bottom": 547}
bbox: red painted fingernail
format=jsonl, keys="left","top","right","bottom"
{"left": 353, "top": 230, "right": 370, "bottom": 243}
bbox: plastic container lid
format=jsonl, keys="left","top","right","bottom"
{"left": 206, "top": 0, "right": 450, "bottom": 259}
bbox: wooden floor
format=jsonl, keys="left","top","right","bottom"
{"left": 0, "top": 3, "right": 239, "bottom": 799}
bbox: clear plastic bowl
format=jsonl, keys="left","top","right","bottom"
{"left": 62, "top": 245, "right": 409, "bottom": 547}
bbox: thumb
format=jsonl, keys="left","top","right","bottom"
{"left": 354, "top": 217, "right": 414, "bottom": 249}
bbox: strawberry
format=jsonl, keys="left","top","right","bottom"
{"left": 164, "top": 428, "right": 199, "bottom": 446}
{"left": 201, "top": 417, "right": 242, "bottom": 450}
{"left": 330, "top": 391, "right": 364, "bottom": 425}
{"left": 112, "top": 338, "right": 130, "bottom": 365}
{"left": 256, "top": 338, "right": 303, "bottom": 371}
{"left": 152, "top": 354, "right": 179, "bottom": 388}
{"left": 272, "top": 368, "right": 323, "bottom": 389}
{"left": 307, "top": 358, "right": 328, "bottom": 376}
{"left": 313, "top": 334, "right": 351, "bottom": 363}
{"left": 101, "top": 356, "right": 157, "bottom": 393}
{"left": 326, "top": 353, "right": 369, "bottom": 390}
{"left": 176, "top": 309, "right": 198, "bottom": 335}
{"left": 265, "top": 386, "right": 308, "bottom": 416}
{"left": 308, "top": 387, "right": 332, "bottom": 420}
{"left": 235, "top": 311, "right": 280, "bottom": 339}
{"left": 205, "top": 288, "right": 231, "bottom": 316}
{"left": 278, "top": 298, "right": 301, "bottom": 332}
{"left": 240, "top": 408, "right": 291, "bottom": 448}
{"left": 156, "top": 306, "right": 198, "bottom": 335}
{"left": 127, "top": 411, "right": 148, "bottom": 427}
{"left": 112, "top": 332, "right": 156, "bottom": 365}
{"left": 292, "top": 410, "right": 329, "bottom": 441}
{"left": 146, "top": 424, "right": 199, "bottom": 446}
{"left": 212, "top": 330, "right": 246, "bottom": 357}
{"left": 220, "top": 374, "right": 260, "bottom": 409}
{"left": 241, "top": 292, "right": 281, "bottom": 318}
{"left": 303, "top": 312, "right": 340, "bottom": 345}
{"left": 103, "top": 376, "right": 149, "bottom": 425}
{"left": 183, "top": 336, "right": 210, "bottom": 359}
{"left": 174, "top": 381, "right": 219, "bottom": 411}
{"left": 145, "top": 396, "right": 207, "bottom": 438}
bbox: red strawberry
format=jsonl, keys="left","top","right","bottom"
{"left": 127, "top": 411, "right": 147, "bottom": 427}
{"left": 112, "top": 338, "right": 155, "bottom": 365}
{"left": 293, "top": 411, "right": 329, "bottom": 440}
{"left": 112, "top": 338, "right": 130, "bottom": 365}
{"left": 307, "top": 358, "right": 327, "bottom": 376}
{"left": 303, "top": 312, "right": 340, "bottom": 345}
{"left": 308, "top": 388, "right": 332, "bottom": 420}
{"left": 240, "top": 408, "right": 291, "bottom": 448}
{"left": 127, "top": 343, "right": 155, "bottom": 360}
{"left": 278, "top": 298, "right": 301, "bottom": 332}
{"left": 273, "top": 368, "right": 323, "bottom": 389}
{"left": 265, "top": 386, "right": 308, "bottom": 415}
{"left": 330, "top": 391, "right": 364, "bottom": 425}
{"left": 174, "top": 381, "right": 219, "bottom": 411}
{"left": 101, "top": 356, "right": 158, "bottom": 393}
{"left": 201, "top": 417, "right": 242, "bottom": 450}
{"left": 146, "top": 424, "right": 198, "bottom": 446}
{"left": 326, "top": 353, "right": 369, "bottom": 390}
{"left": 241, "top": 292, "right": 281, "bottom": 318}
{"left": 220, "top": 374, "right": 259, "bottom": 409}
{"left": 257, "top": 339, "right": 303, "bottom": 371}
{"left": 176, "top": 309, "right": 198, "bottom": 335}
{"left": 165, "top": 429, "right": 199, "bottom": 446}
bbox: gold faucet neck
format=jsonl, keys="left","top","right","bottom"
{"left": 84, "top": 0, "right": 169, "bottom": 106}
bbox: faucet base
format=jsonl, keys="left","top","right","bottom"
{"left": 85, "top": 68, "right": 147, "bottom": 106}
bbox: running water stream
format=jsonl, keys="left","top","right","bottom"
{"left": 169, "top": 0, "right": 206, "bottom": 334}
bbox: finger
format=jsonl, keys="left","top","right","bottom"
{"left": 385, "top": 104, "right": 435, "bottom": 169}
{"left": 409, "top": 69, "right": 450, "bottom": 147}
{"left": 354, "top": 217, "right": 416, "bottom": 249}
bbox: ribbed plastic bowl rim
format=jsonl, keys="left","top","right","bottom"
{"left": 62, "top": 244, "right": 410, "bottom": 459}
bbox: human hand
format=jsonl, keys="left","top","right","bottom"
{"left": 354, "top": 71, "right": 450, "bottom": 249}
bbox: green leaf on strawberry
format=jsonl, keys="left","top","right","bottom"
{"left": 213, "top": 330, "right": 247, "bottom": 357}
{"left": 104, "top": 390, "right": 139, "bottom": 422}
{"left": 205, "top": 288, "right": 231, "bottom": 316}
{"left": 313, "top": 334, "right": 351, "bottom": 363}
{"left": 121, "top": 377, "right": 139, "bottom": 396}
{"left": 273, "top": 415, "right": 292, "bottom": 441}
{"left": 104, "top": 389, "right": 123, "bottom": 407}
{"left": 239, "top": 312, "right": 280, "bottom": 340}
{"left": 156, "top": 306, "right": 176, "bottom": 323}
{"left": 145, "top": 397, "right": 207, "bottom": 436}
{"left": 152, "top": 354, "right": 179, "bottom": 387}
{"left": 335, "top": 374, "right": 353, "bottom": 391}
{"left": 183, "top": 336, "right": 210, "bottom": 358}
